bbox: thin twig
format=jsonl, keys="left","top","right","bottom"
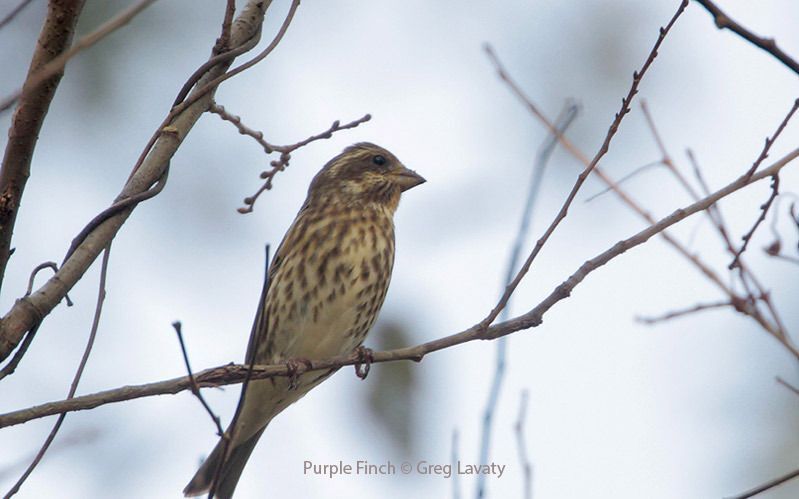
{"left": 5, "top": 146, "right": 798, "bottom": 430}
{"left": 686, "top": 148, "right": 790, "bottom": 341}
{"left": 584, "top": 161, "right": 663, "bottom": 203}
{"left": 63, "top": 168, "right": 169, "bottom": 264}
{"left": 686, "top": 149, "right": 727, "bottom": 235}
{"left": 478, "top": 0, "right": 689, "bottom": 331}
{"left": 25, "top": 262, "right": 57, "bottom": 296}
{"left": 636, "top": 300, "right": 733, "bottom": 324}
{"left": 776, "top": 376, "right": 799, "bottom": 397}
{"left": 0, "top": 0, "right": 159, "bottom": 114}
{"left": 488, "top": 42, "right": 796, "bottom": 357}
{"left": 729, "top": 175, "right": 780, "bottom": 269}
{"left": 693, "top": 0, "right": 799, "bottom": 76}
{"left": 25, "top": 262, "right": 72, "bottom": 306}
{"left": 209, "top": 103, "right": 277, "bottom": 153}
{"left": 170, "top": 30, "right": 262, "bottom": 110}
{"left": 0, "top": 1, "right": 275, "bottom": 364}
{"left": 0, "top": 0, "right": 34, "bottom": 30}
{"left": 172, "top": 322, "right": 224, "bottom": 437}
{"left": 514, "top": 390, "right": 533, "bottom": 499}
{"left": 169, "top": 0, "right": 300, "bottom": 121}
{"left": 642, "top": 101, "right": 702, "bottom": 199}
{"left": 744, "top": 100, "right": 799, "bottom": 178}
{"left": 770, "top": 253, "right": 799, "bottom": 265}
{"left": 230, "top": 112, "right": 373, "bottom": 214}
{"left": 725, "top": 100, "right": 799, "bottom": 266}
{"left": 725, "top": 467, "right": 799, "bottom": 499}
{"left": 476, "top": 102, "right": 578, "bottom": 499}
{"left": 215, "top": 0, "right": 236, "bottom": 54}
{"left": 765, "top": 193, "right": 799, "bottom": 252}
{"left": 3, "top": 245, "right": 111, "bottom": 499}
{"left": 0, "top": 325, "right": 38, "bottom": 381}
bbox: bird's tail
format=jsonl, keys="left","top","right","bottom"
{"left": 183, "top": 427, "right": 266, "bottom": 499}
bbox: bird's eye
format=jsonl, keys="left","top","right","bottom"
{"left": 372, "top": 155, "right": 387, "bottom": 166}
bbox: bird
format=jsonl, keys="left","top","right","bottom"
{"left": 183, "top": 142, "right": 425, "bottom": 498}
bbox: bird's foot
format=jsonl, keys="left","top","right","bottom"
{"left": 285, "top": 357, "right": 313, "bottom": 390}
{"left": 353, "top": 346, "right": 374, "bottom": 380}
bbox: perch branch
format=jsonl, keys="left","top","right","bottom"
{"left": 3, "top": 145, "right": 797, "bottom": 429}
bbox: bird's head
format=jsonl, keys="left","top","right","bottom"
{"left": 307, "top": 143, "right": 425, "bottom": 212}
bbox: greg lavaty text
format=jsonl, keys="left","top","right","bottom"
{"left": 303, "top": 460, "right": 506, "bottom": 479}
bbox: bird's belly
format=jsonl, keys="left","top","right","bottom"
{"left": 266, "top": 214, "right": 395, "bottom": 362}
{"left": 284, "top": 283, "right": 373, "bottom": 359}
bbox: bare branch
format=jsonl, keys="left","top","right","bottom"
{"left": 216, "top": 0, "right": 236, "bottom": 54}
{"left": 0, "top": 324, "right": 37, "bottom": 381}
{"left": 479, "top": 0, "right": 689, "bottom": 331}
{"left": 584, "top": 161, "right": 663, "bottom": 203}
{"left": 476, "top": 102, "right": 578, "bottom": 498}
{"left": 642, "top": 100, "right": 702, "bottom": 199}
{"left": 693, "top": 0, "right": 799, "bottom": 76}
{"left": 686, "top": 143, "right": 791, "bottom": 342}
{"left": 209, "top": 103, "right": 277, "bottom": 154}
{"left": 729, "top": 175, "right": 780, "bottom": 269}
{"left": 744, "top": 100, "right": 799, "bottom": 178}
{"left": 636, "top": 300, "right": 734, "bottom": 324}
{"left": 0, "top": 0, "right": 87, "bottom": 295}
{"left": 776, "top": 376, "right": 799, "bottom": 398}
{"left": 231, "top": 113, "right": 372, "bottom": 214}
{"left": 4, "top": 245, "right": 111, "bottom": 498}
{"left": 170, "top": 0, "right": 300, "bottom": 117}
{"left": 0, "top": 1, "right": 277, "bottom": 363}
{"left": 769, "top": 253, "right": 799, "bottom": 265}
{"left": 3, "top": 146, "right": 797, "bottom": 429}
{"left": 0, "top": 0, "right": 159, "bottom": 114}
{"left": 725, "top": 467, "right": 799, "bottom": 499}
{"left": 172, "top": 322, "right": 224, "bottom": 438}
{"left": 0, "top": 0, "right": 34, "bottom": 30}
{"left": 488, "top": 38, "right": 796, "bottom": 357}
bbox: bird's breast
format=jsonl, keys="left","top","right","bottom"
{"left": 267, "top": 210, "right": 395, "bottom": 360}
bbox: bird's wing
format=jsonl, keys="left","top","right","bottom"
{"left": 242, "top": 204, "right": 309, "bottom": 364}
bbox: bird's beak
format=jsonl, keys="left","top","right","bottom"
{"left": 391, "top": 166, "right": 426, "bottom": 192}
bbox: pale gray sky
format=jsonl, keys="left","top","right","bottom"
{"left": 1, "top": 1, "right": 798, "bottom": 498}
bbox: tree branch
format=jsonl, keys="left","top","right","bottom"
{"left": 4, "top": 245, "right": 111, "bottom": 498}
{"left": 0, "top": 0, "right": 277, "bottom": 363}
{"left": 693, "top": 0, "right": 799, "bottom": 76}
{"left": 476, "top": 102, "right": 578, "bottom": 499}
{"left": 0, "top": 0, "right": 87, "bottom": 296}
{"left": 486, "top": 42, "right": 795, "bottom": 355}
{"left": 3, "top": 145, "right": 797, "bottom": 429}
{"left": 479, "top": 0, "right": 690, "bottom": 331}
{"left": 0, "top": 0, "right": 159, "bottom": 114}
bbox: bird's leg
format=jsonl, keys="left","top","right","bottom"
{"left": 353, "top": 346, "right": 374, "bottom": 380}
{"left": 284, "top": 357, "right": 313, "bottom": 390}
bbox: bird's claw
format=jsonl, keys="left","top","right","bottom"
{"left": 285, "top": 357, "right": 313, "bottom": 390}
{"left": 353, "top": 346, "right": 374, "bottom": 380}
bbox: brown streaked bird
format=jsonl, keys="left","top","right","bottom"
{"left": 184, "top": 143, "right": 425, "bottom": 498}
